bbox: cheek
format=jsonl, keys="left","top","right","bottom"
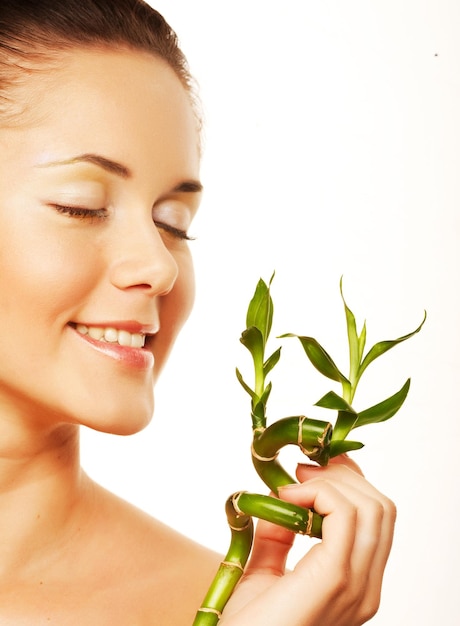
{"left": 0, "top": 220, "right": 100, "bottom": 327}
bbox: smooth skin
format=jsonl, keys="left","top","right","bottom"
{"left": 0, "top": 46, "right": 395, "bottom": 625}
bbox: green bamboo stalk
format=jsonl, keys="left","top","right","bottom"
{"left": 192, "top": 496, "right": 254, "bottom": 626}
{"left": 234, "top": 491, "right": 323, "bottom": 538}
{"left": 252, "top": 415, "right": 333, "bottom": 494}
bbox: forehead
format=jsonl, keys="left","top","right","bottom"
{"left": 3, "top": 47, "right": 200, "bottom": 178}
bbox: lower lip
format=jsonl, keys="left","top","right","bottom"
{"left": 71, "top": 327, "right": 154, "bottom": 370}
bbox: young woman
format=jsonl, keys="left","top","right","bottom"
{"left": 0, "top": 1, "right": 395, "bottom": 624}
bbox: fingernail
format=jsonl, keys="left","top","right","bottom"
{"left": 297, "top": 462, "right": 320, "bottom": 470}
{"left": 278, "top": 482, "right": 299, "bottom": 490}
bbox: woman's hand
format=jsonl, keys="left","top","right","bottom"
{"left": 220, "top": 455, "right": 396, "bottom": 626}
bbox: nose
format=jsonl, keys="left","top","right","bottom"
{"left": 109, "top": 221, "right": 179, "bottom": 296}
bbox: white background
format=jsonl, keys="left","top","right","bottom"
{"left": 81, "top": 2, "right": 460, "bottom": 624}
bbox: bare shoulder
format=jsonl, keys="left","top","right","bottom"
{"left": 88, "top": 480, "right": 221, "bottom": 625}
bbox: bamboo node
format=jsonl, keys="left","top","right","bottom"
{"left": 318, "top": 422, "right": 333, "bottom": 446}
{"left": 197, "top": 607, "right": 222, "bottom": 619}
{"left": 306, "top": 509, "right": 314, "bottom": 536}
{"left": 298, "top": 415, "right": 307, "bottom": 445}
{"left": 299, "top": 444, "right": 320, "bottom": 457}
{"left": 228, "top": 519, "right": 251, "bottom": 532}
{"left": 231, "top": 491, "right": 245, "bottom": 516}
{"left": 251, "top": 444, "right": 279, "bottom": 462}
{"left": 221, "top": 560, "right": 244, "bottom": 572}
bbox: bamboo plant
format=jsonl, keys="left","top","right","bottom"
{"left": 193, "top": 276, "right": 425, "bottom": 625}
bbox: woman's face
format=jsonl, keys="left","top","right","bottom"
{"left": 0, "top": 48, "right": 201, "bottom": 434}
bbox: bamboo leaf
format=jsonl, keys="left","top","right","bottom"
{"left": 353, "top": 378, "right": 411, "bottom": 429}
{"left": 245, "top": 275, "right": 274, "bottom": 345}
{"left": 240, "top": 326, "right": 264, "bottom": 368}
{"left": 315, "top": 390, "right": 356, "bottom": 413}
{"left": 358, "top": 321, "right": 367, "bottom": 363}
{"left": 263, "top": 346, "right": 281, "bottom": 378}
{"left": 330, "top": 439, "right": 364, "bottom": 457}
{"left": 235, "top": 367, "right": 257, "bottom": 403}
{"left": 358, "top": 311, "right": 427, "bottom": 378}
{"left": 340, "top": 277, "right": 362, "bottom": 378}
{"left": 282, "top": 334, "right": 350, "bottom": 384}
{"left": 333, "top": 409, "right": 359, "bottom": 440}
{"left": 259, "top": 381, "right": 273, "bottom": 408}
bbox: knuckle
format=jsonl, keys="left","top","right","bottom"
{"left": 330, "top": 565, "right": 351, "bottom": 596}
{"left": 382, "top": 495, "right": 397, "bottom": 523}
{"left": 358, "top": 592, "right": 381, "bottom": 622}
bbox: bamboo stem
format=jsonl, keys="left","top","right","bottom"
{"left": 252, "top": 416, "right": 333, "bottom": 493}
{"left": 235, "top": 492, "right": 323, "bottom": 538}
{"left": 192, "top": 495, "right": 254, "bottom": 626}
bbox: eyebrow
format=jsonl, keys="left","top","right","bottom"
{"left": 38, "top": 153, "right": 132, "bottom": 178}
{"left": 37, "top": 153, "right": 203, "bottom": 193}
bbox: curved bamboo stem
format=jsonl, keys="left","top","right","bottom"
{"left": 252, "top": 416, "right": 333, "bottom": 492}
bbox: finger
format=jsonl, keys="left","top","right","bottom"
{"left": 293, "top": 462, "right": 396, "bottom": 614}
{"left": 245, "top": 514, "right": 295, "bottom": 576}
{"left": 279, "top": 479, "right": 357, "bottom": 575}
{"left": 296, "top": 460, "right": 381, "bottom": 503}
{"left": 328, "top": 452, "right": 365, "bottom": 475}
{"left": 296, "top": 453, "right": 364, "bottom": 483}
{"left": 296, "top": 461, "right": 396, "bottom": 572}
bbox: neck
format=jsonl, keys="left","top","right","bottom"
{"left": 0, "top": 417, "right": 89, "bottom": 576}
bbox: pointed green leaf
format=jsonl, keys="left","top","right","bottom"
{"left": 340, "top": 277, "right": 362, "bottom": 378}
{"left": 333, "top": 409, "right": 359, "bottom": 441}
{"left": 259, "top": 380, "right": 273, "bottom": 408}
{"left": 282, "top": 334, "right": 350, "bottom": 384}
{"left": 358, "top": 311, "right": 427, "bottom": 378}
{"left": 353, "top": 378, "right": 411, "bottom": 429}
{"left": 263, "top": 346, "right": 281, "bottom": 378}
{"left": 240, "top": 326, "right": 264, "bottom": 368}
{"left": 235, "top": 367, "right": 257, "bottom": 403}
{"left": 330, "top": 439, "right": 364, "bottom": 457}
{"left": 358, "top": 321, "right": 367, "bottom": 363}
{"left": 245, "top": 274, "right": 275, "bottom": 345}
{"left": 315, "top": 390, "right": 356, "bottom": 413}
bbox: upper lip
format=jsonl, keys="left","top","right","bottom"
{"left": 70, "top": 320, "right": 159, "bottom": 335}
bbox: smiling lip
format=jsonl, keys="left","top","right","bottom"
{"left": 70, "top": 321, "right": 156, "bottom": 369}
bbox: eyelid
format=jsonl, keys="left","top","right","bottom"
{"left": 154, "top": 220, "right": 195, "bottom": 241}
{"left": 50, "top": 204, "right": 108, "bottom": 219}
{"left": 152, "top": 199, "right": 195, "bottom": 241}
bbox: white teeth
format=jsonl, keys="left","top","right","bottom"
{"left": 118, "top": 330, "right": 132, "bottom": 347}
{"left": 88, "top": 326, "right": 105, "bottom": 340}
{"left": 104, "top": 328, "right": 118, "bottom": 343}
{"left": 75, "top": 324, "right": 146, "bottom": 348}
{"left": 130, "top": 333, "right": 145, "bottom": 349}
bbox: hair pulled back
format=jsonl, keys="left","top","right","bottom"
{"left": 0, "top": 0, "right": 196, "bottom": 123}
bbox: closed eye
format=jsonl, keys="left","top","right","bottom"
{"left": 51, "top": 204, "right": 108, "bottom": 220}
{"left": 154, "top": 221, "right": 195, "bottom": 241}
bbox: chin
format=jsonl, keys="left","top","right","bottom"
{"left": 89, "top": 413, "right": 153, "bottom": 437}
{"left": 75, "top": 394, "right": 155, "bottom": 437}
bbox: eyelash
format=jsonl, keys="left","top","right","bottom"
{"left": 51, "top": 205, "right": 194, "bottom": 241}
{"left": 154, "top": 221, "right": 194, "bottom": 241}
{"left": 52, "top": 204, "right": 108, "bottom": 220}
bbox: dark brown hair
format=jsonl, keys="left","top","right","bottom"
{"left": 0, "top": 0, "right": 198, "bottom": 124}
